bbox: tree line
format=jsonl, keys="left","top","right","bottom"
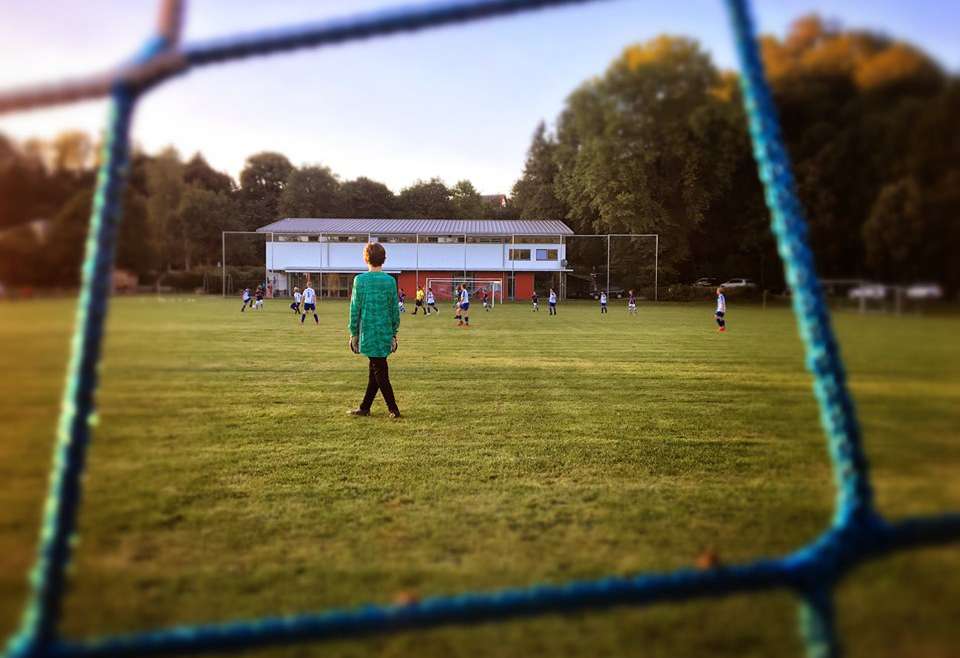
{"left": 512, "top": 16, "right": 959, "bottom": 292}
{"left": 0, "top": 139, "right": 515, "bottom": 287}
{"left": 1, "top": 15, "right": 957, "bottom": 292}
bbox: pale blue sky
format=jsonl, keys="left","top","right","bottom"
{"left": 1, "top": 1, "right": 957, "bottom": 194}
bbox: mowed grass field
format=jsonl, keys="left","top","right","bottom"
{"left": 1, "top": 296, "right": 959, "bottom": 658}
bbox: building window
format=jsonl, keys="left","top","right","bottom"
{"left": 329, "top": 235, "right": 367, "bottom": 243}
{"left": 467, "top": 236, "right": 507, "bottom": 244}
{"left": 536, "top": 249, "right": 558, "bottom": 261}
{"left": 423, "top": 235, "right": 465, "bottom": 244}
{"left": 373, "top": 235, "right": 417, "bottom": 243}
{"left": 509, "top": 249, "right": 531, "bottom": 261}
{"left": 514, "top": 235, "right": 562, "bottom": 244}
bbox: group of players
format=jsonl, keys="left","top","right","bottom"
{"left": 529, "top": 288, "right": 638, "bottom": 317}
{"left": 243, "top": 282, "right": 729, "bottom": 332}
{"left": 239, "top": 286, "right": 265, "bottom": 311}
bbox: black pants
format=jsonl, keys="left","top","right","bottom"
{"left": 360, "top": 357, "right": 399, "bottom": 414}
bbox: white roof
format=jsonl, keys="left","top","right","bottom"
{"left": 256, "top": 218, "right": 573, "bottom": 236}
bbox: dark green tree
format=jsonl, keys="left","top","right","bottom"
{"left": 398, "top": 178, "right": 455, "bottom": 218}
{"left": 450, "top": 180, "right": 485, "bottom": 218}
{"left": 511, "top": 122, "right": 568, "bottom": 222}
{"left": 338, "top": 177, "right": 397, "bottom": 218}
{"left": 279, "top": 165, "right": 340, "bottom": 218}
{"left": 239, "top": 152, "right": 294, "bottom": 228}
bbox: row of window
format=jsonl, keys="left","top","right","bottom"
{"left": 273, "top": 235, "right": 565, "bottom": 245}
{"left": 508, "top": 249, "right": 558, "bottom": 261}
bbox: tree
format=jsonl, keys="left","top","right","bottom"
{"left": 0, "top": 223, "right": 44, "bottom": 286}
{"left": 398, "top": 178, "right": 455, "bottom": 218}
{"left": 51, "top": 131, "right": 94, "bottom": 174}
{"left": 116, "top": 189, "right": 156, "bottom": 277}
{"left": 511, "top": 122, "right": 568, "bottom": 222}
{"left": 239, "top": 152, "right": 294, "bottom": 227}
{"left": 145, "top": 148, "right": 187, "bottom": 271}
{"left": 279, "top": 165, "right": 340, "bottom": 218}
{"left": 45, "top": 189, "right": 92, "bottom": 284}
{"left": 553, "top": 36, "right": 734, "bottom": 279}
{"left": 178, "top": 186, "right": 235, "bottom": 268}
{"left": 183, "top": 153, "right": 234, "bottom": 194}
{"left": 338, "top": 177, "right": 397, "bottom": 218}
{"left": 450, "top": 180, "right": 485, "bottom": 218}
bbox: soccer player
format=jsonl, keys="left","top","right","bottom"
{"left": 413, "top": 286, "right": 426, "bottom": 315}
{"left": 456, "top": 284, "right": 470, "bottom": 327}
{"left": 398, "top": 289, "right": 406, "bottom": 313}
{"left": 240, "top": 287, "right": 252, "bottom": 312}
{"left": 254, "top": 286, "right": 264, "bottom": 310}
{"left": 715, "top": 287, "right": 727, "bottom": 332}
{"left": 627, "top": 289, "right": 638, "bottom": 315}
{"left": 426, "top": 287, "right": 437, "bottom": 315}
{"left": 348, "top": 242, "right": 401, "bottom": 419}
{"left": 599, "top": 290, "right": 608, "bottom": 315}
{"left": 531, "top": 291, "right": 539, "bottom": 312}
{"left": 548, "top": 288, "right": 558, "bottom": 315}
{"left": 301, "top": 283, "right": 319, "bottom": 325}
{"left": 290, "top": 287, "right": 302, "bottom": 314}
{"left": 481, "top": 288, "right": 491, "bottom": 311}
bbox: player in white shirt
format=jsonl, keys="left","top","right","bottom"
{"left": 240, "top": 287, "right": 252, "bottom": 312}
{"left": 290, "top": 287, "right": 302, "bottom": 314}
{"left": 599, "top": 291, "right": 608, "bottom": 315}
{"left": 301, "top": 285, "right": 319, "bottom": 325}
{"left": 715, "top": 287, "right": 727, "bottom": 333}
{"left": 426, "top": 288, "right": 437, "bottom": 315}
{"left": 456, "top": 284, "right": 470, "bottom": 327}
{"left": 548, "top": 288, "right": 558, "bottom": 315}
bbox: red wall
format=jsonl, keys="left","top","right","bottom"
{"left": 513, "top": 273, "right": 534, "bottom": 301}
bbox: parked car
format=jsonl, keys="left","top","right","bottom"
{"left": 848, "top": 284, "right": 886, "bottom": 300}
{"left": 592, "top": 286, "right": 625, "bottom": 300}
{"left": 720, "top": 278, "right": 758, "bottom": 289}
{"left": 905, "top": 283, "right": 943, "bottom": 300}
{"left": 693, "top": 277, "right": 719, "bottom": 287}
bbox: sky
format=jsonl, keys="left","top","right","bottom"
{"left": 0, "top": 0, "right": 958, "bottom": 195}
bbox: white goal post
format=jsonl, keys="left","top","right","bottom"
{"left": 425, "top": 278, "right": 504, "bottom": 307}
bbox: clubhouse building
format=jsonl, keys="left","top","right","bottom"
{"left": 256, "top": 218, "right": 573, "bottom": 300}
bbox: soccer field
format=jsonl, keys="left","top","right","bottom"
{"left": 1, "top": 297, "right": 958, "bottom": 658}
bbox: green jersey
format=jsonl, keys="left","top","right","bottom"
{"left": 348, "top": 271, "right": 400, "bottom": 358}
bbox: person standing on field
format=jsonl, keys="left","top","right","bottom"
{"left": 456, "top": 283, "right": 470, "bottom": 327}
{"left": 348, "top": 242, "right": 402, "bottom": 418}
{"left": 301, "top": 284, "right": 319, "bottom": 325}
{"left": 290, "top": 287, "right": 302, "bottom": 314}
{"left": 413, "top": 286, "right": 426, "bottom": 315}
{"left": 715, "top": 286, "right": 727, "bottom": 333}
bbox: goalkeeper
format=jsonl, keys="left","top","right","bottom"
{"left": 347, "top": 242, "right": 401, "bottom": 419}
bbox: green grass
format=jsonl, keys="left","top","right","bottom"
{"left": 1, "top": 296, "right": 958, "bottom": 658}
